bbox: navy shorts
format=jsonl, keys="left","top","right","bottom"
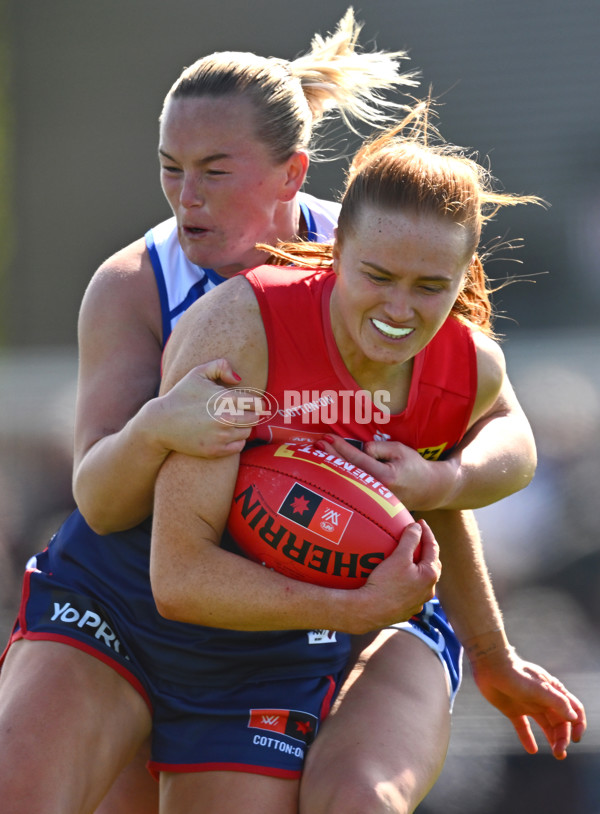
{"left": 150, "top": 672, "right": 339, "bottom": 779}
{"left": 3, "top": 514, "right": 460, "bottom": 776}
{"left": 3, "top": 561, "right": 345, "bottom": 779}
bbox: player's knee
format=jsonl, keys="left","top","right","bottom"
{"left": 329, "top": 781, "right": 411, "bottom": 814}
{"left": 301, "top": 766, "right": 414, "bottom": 814}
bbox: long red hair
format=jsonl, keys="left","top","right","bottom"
{"left": 260, "top": 101, "right": 542, "bottom": 337}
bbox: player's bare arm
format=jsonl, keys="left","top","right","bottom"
{"left": 431, "top": 510, "right": 585, "bottom": 759}
{"left": 74, "top": 247, "right": 258, "bottom": 534}
{"left": 441, "top": 330, "right": 537, "bottom": 508}
{"left": 72, "top": 239, "right": 167, "bottom": 531}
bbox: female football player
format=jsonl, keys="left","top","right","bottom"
{"left": 151, "top": 101, "right": 585, "bottom": 813}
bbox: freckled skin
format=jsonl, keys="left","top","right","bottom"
{"left": 330, "top": 206, "right": 470, "bottom": 392}
{"left": 159, "top": 95, "right": 306, "bottom": 277}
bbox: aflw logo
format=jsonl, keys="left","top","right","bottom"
{"left": 248, "top": 708, "right": 318, "bottom": 745}
{"left": 320, "top": 508, "right": 340, "bottom": 532}
{"left": 277, "top": 483, "right": 352, "bottom": 545}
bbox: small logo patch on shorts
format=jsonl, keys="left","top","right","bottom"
{"left": 248, "top": 708, "right": 318, "bottom": 745}
{"left": 307, "top": 629, "right": 337, "bottom": 645}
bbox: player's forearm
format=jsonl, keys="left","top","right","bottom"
{"left": 436, "top": 412, "right": 537, "bottom": 510}
{"left": 424, "top": 509, "right": 509, "bottom": 652}
{"left": 151, "top": 537, "right": 439, "bottom": 636}
{"left": 149, "top": 514, "right": 385, "bottom": 634}
{"left": 73, "top": 399, "right": 168, "bottom": 534}
{"left": 151, "top": 544, "right": 355, "bottom": 632}
{"left": 151, "top": 471, "right": 436, "bottom": 635}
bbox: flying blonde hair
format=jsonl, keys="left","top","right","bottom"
{"left": 163, "top": 8, "right": 419, "bottom": 162}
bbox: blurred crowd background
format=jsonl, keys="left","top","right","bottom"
{"left": 1, "top": 1, "right": 599, "bottom": 811}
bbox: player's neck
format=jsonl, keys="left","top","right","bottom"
{"left": 273, "top": 197, "right": 304, "bottom": 243}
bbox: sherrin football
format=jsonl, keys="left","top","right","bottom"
{"left": 226, "top": 442, "right": 414, "bottom": 589}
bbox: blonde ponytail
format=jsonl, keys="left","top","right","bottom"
{"left": 165, "top": 8, "right": 419, "bottom": 162}
{"left": 290, "top": 7, "right": 418, "bottom": 131}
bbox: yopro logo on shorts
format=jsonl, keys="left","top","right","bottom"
{"left": 47, "top": 591, "right": 130, "bottom": 659}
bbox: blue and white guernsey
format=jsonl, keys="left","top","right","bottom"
{"left": 145, "top": 191, "right": 341, "bottom": 344}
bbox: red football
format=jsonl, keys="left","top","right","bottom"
{"left": 226, "top": 442, "right": 414, "bottom": 589}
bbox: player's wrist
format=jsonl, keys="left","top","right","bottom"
{"left": 432, "top": 458, "right": 461, "bottom": 509}
{"left": 135, "top": 396, "right": 175, "bottom": 459}
{"left": 334, "top": 589, "right": 373, "bottom": 635}
{"left": 413, "top": 458, "right": 459, "bottom": 511}
{"left": 337, "top": 586, "right": 391, "bottom": 635}
{"left": 463, "top": 627, "right": 513, "bottom": 665}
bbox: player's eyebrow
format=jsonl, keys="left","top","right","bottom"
{"left": 361, "top": 260, "right": 453, "bottom": 282}
{"left": 158, "top": 149, "right": 232, "bottom": 166}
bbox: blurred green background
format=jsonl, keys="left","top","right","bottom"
{"left": 1, "top": 1, "right": 599, "bottom": 811}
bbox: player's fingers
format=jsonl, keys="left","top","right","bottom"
{"left": 363, "top": 439, "right": 404, "bottom": 461}
{"left": 230, "top": 404, "right": 264, "bottom": 426}
{"left": 313, "top": 438, "right": 338, "bottom": 458}
{"left": 414, "top": 520, "right": 440, "bottom": 572}
{"left": 392, "top": 521, "right": 440, "bottom": 590}
{"left": 572, "top": 710, "right": 587, "bottom": 743}
{"left": 193, "top": 358, "right": 241, "bottom": 385}
{"left": 558, "top": 687, "right": 587, "bottom": 741}
{"left": 396, "top": 522, "right": 424, "bottom": 560}
{"left": 321, "top": 435, "right": 388, "bottom": 476}
{"left": 529, "top": 673, "right": 585, "bottom": 731}
{"left": 531, "top": 713, "right": 573, "bottom": 760}
{"left": 510, "top": 716, "right": 538, "bottom": 755}
{"left": 213, "top": 438, "right": 252, "bottom": 457}
{"left": 544, "top": 719, "right": 571, "bottom": 760}
{"left": 550, "top": 728, "right": 571, "bottom": 760}
{"left": 541, "top": 687, "right": 578, "bottom": 721}
{"left": 210, "top": 389, "right": 268, "bottom": 428}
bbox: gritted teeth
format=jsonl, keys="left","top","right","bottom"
{"left": 371, "top": 318, "right": 413, "bottom": 339}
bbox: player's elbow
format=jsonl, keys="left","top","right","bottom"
{"left": 499, "top": 405, "right": 538, "bottom": 493}
{"left": 152, "top": 584, "right": 187, "bottom": 622}
{"left": 78, "top": 504, "right": 122, "bottom": 536}
{"left": 150, "top": 562, "right": 188, "bottom": 622}
{"left": 77, "top": 505, "right": 108, "bottom": 536}
{"left": 74, "top": 478, "right": 149, "bottom": 535}
{"left": 521, "top": 450, "right": 537, "bottom": 490}
{"left": 79, "top": 506, "right": 147, "bottom": 536}
{"left": 154, "top": 596, "right": 183, "bottom": 622}
{"left": 75, "top": 497, "right": 115, "bottom": 535}
{"left": 72, "top": 476, "right": 104, "bottom": 534}
{"left": 507, "top": 438, "right": 538, "bottom": 495}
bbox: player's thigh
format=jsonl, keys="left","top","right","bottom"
{"left": 0, "top": 639, "right": 152, "bottom": 814}
{"left": 94, "top": 739, "right": 158, "bottom": 814}
{"left": 160, "top": 771, "right": 299, "bottom": 814}
{"left": 300, "top": 629, "right": 451, "bottom": 814}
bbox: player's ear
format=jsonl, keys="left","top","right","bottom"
{"left": 279, "top": 150, "right": 309, "bottom": 201}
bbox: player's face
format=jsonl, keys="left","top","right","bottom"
{"left": 330, "top": 205, "right": 471, "bottom": 376}
{"left": 159, "top": 95, "right": 302, "bottom": 277}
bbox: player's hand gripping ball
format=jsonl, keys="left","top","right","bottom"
{"left": 227, "top": 442, "right": 415, "bottom": 589}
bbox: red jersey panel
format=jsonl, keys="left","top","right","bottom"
{"left": 245, "top": 265, "right": 477, "bottom": 459}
